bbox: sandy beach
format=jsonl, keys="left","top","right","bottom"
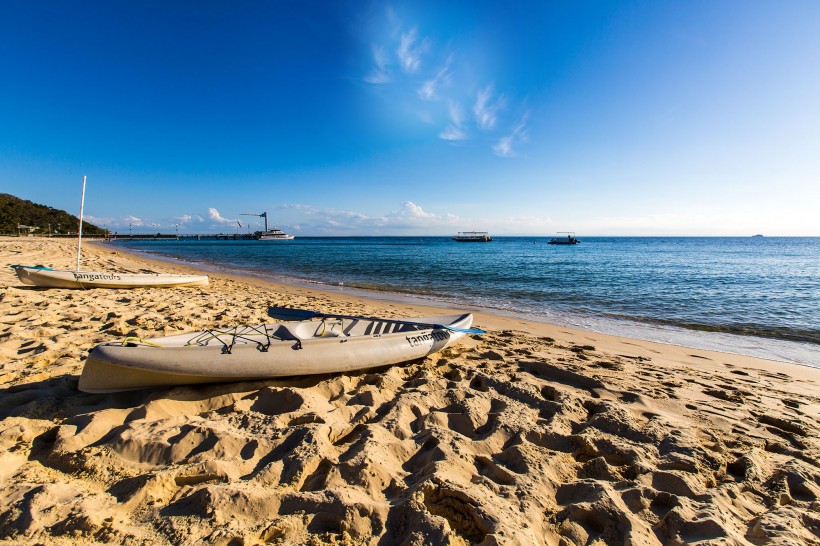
{"left": 1, "top": 236, "right": 818, "bottom": 545}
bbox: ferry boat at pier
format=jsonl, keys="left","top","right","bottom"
{"left": 241, "top": 211, "right": 295, "bottom": 240}
{"left": 256, "top": 227, "right": 295, "bottom": 240}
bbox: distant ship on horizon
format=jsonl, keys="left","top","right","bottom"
{"left": 452, "top": 231, "right": 492, "bottom": 242}
{"left": 548, "top": 232, "right": 580, "bottom": 245}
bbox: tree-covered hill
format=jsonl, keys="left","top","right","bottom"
{"left": 0, "top": 193, "right": 104, "bottom": 235}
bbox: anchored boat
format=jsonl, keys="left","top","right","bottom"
{"left": 78, "top": 311, "right": 480, "bottom": 392}
{"left": 240, "top": 211, "right": 294, "bottom": 240}
{"left": 256, "top": 228, "right": 295, "bottom": 240}
{"left": 452, "top": 231, "right": 492, "bottom": 242}
{"left": 548, "top": 232, "right": 580, "bottom": 245}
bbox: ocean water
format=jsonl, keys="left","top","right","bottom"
{"left": 112, "top": 237, "right": 820, "bottom": 366}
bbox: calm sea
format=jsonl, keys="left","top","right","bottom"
{"left": 111, "top": 237, "right": 820, "bottom": 367}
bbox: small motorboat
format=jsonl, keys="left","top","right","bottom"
{"left": 452, "top": 232, "right": 492, "bottom": 242}
{"left": 548, "top": 232, "right": 580, "bottom": 245}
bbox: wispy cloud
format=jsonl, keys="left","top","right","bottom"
{"left": 494, "top": 112, "right": 529, "bottom": 157}
{"left": 95, "top": 210, "right": 242, "bottom": 231}
{"left": 417, "top": 80, "right": 436, "bottom": 101}
{"left": 439, "top": 101, "right": 467, "bottom": 141}
{"left": 397, "top": 27, "right": 428, "bottom": 73}
{"left": 474, "top": 85, "right": 504, "bottom": 130}
{"left": 439, "top": 125, "right": 467, "bottom": 141}
{"left": 493, "top": 136, "right": 514, "bottom": 158}
{"left": 364, "top": 45, "right": 391, "bottom": 84}
{"left": 82, "top": 214, "right": 145, "bottom": 229}
{"left": 362, "top": 9, "right": 528, "bottom": 157}
{"left": 418, "top": 56, "right": 453, "bottom": 101}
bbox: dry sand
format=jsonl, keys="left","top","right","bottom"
{"left": 1, "top": 236, "right": 818, "bottom": 545}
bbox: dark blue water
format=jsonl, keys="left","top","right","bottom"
{"left": 112, "top": 237, "right": 820, "bottom": 365}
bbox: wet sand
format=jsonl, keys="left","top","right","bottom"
{"left": 1, "top": 236, "right": 818, "bottom": 545}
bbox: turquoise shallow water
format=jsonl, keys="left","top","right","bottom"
{"left": 112, "top": 236, "right": 820, "bottom": 366}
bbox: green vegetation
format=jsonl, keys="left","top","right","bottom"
{"left": 0, "top": 193, "right": 104, "bottom": 235}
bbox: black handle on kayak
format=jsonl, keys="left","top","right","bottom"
{"left": 266, "top": 306, "right": 485, "bottom": 335}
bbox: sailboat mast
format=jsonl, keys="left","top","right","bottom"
{"left": 77, "top": 175, "right": 86, "bottom": 271}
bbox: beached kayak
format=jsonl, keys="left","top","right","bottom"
{"left": 12, "top": 265, "right": 209, "bottom": 289}
{"left": 78, "top": 313, "right": 476, "bottom": 392}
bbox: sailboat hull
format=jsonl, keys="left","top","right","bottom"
{"left": 13, "top": 266, "right": 209, "bottom": 289}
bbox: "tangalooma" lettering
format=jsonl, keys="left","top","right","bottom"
{"left": 72, "top": 273, "right": 123, "bottom": 281}
{"left": 405, "top": 330, "right": 450, "bottom": 347}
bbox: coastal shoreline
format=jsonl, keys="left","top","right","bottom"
{"left": 1, "top": 236, "right": 819, "bottom": 545}
{"left": 101, "top": 239, "right": 819, "bottom": 370}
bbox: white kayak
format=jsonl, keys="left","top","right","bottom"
{"left": 12, "top": 265, "right": 209, "bottom": 289}
{"left": 78, "top": 313, "right": 475, "bottom": 393}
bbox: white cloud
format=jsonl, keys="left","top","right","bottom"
{"left": 474, "top": 85, "right": 503, "bottom": 130}
{"left": 439, "top": 125, "right": 466, "bottom": 141}
{"left": 80, "top": 215, "right": 143, "bottom": 229}
{"left": 365, "top": 45, "right": 391, "bottom": 84}
{"left": 278, "top": 201, "right": 459, "bottom": 234}
{"left": 493, "top": 136, "right": 514, "bottom": 157}
{"left": 207, "top": 208, "right": 236, "bottom": 224}
{"left": 171, "top": 214, "right": 204, "bottom": 224}
{"left": 439, "top": 100, "right": 467, "bottom": 141}
{"left": 397, "top": 27, "right": 428, "bottom": 74}
{"left": 83, "top": 214, "right": 112, "bottom": 226}
{"left": 417, "top": 80, "right": 437, "bottom": 101}
{"left": 382, "top": 201, "right": 461, "bottom": 229}
{"left": 361, "top": 9, "right": 528, "bottom": 159}
{"left": 493, "top": 113, "right": 529, "bottom": 157}
{"left": 418, "top": 57, "right": 453, "bottom": 101}
{"left": 394, "top": 201, "right": 432, "bottom": 219}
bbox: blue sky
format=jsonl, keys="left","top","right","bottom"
{"left": 1, "top": 1, "right": 818, "bottom": 235}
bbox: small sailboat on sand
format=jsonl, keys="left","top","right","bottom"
{"left": 12, "top": 265, "right": 209, "bottom": 289}
{"left": 12, "top": 177, "right": 208, "bottom": 289}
